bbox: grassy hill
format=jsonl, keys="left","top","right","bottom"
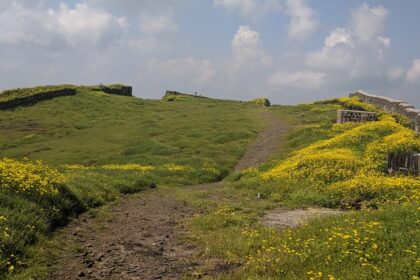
{"left": 0, "top": 87, "right": 418, "bottom": 279}
{"left": 0, "top": 86, "right": 267, "bottom": 276}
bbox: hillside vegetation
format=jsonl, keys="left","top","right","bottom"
{"left": 0, "top": 87, "right": 418, "bottom": 279}
{"left": 0, "top": 86, "right": 266, "bottom": 277}
{"left": 183, "top": 98, "right": 419, "bottom": 280}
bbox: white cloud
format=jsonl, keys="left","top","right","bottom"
{"left": 406, "top": 59, "right": 420, "bottom": 83}
{"left": 127, "top": 37, "right": 171, "bottom": 53}
{"left": 87, "top": 0, "right": 188, "bottom": 13}
{"left": 351, "top": 3, "right": 388, "bottom": 43}
{"left": 387, "top": 67, "right": 404, "bottom": 81}
{"left": 377, "top": 36, "right": 390, "bottom": 48}
{"left": 285, "top": 0, "right": 317, "bottom": 41}
{"left": 269, "top": 70, "right": 326, "bottom": 89}
{"left": 48, "top": 3, "right": 127, "bottom": 47}
{"left": 0, "top": 2, "right": 126, "bottom": 48}
{"left": 306, "top": 44, "right": 354, "bottom": 70}
{"left": 231, "top": 26, "right": 271, "bottom": 67}
{"left": 224, "top": 26, "right": 272, "bottom": 98}
{"left": 306, "top": 3, "right": 390, "bottom": 78}
{"left": 148, "top": 57, "right": 215, "bottom": 86}
{"left": 214, "top": 0, "right": 281, "bottom": 19}
{"left": 140, "top": 13, "right": 177, "bottom": 34}
{"left": 324, "top": 28, "right": 352, "bottom": 48}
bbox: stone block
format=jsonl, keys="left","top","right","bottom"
{"left": 388, "top": 152, "right": 420, "bottom": 176}
{"left": 337, "top": 110, "right": 378, "bottom": 124}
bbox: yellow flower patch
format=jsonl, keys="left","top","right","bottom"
{"left": 163, "top": 163, "right": 192, "bottom": 172}
{"left": 101, "top": 163, "right": 155, "bottom": 172}
{"left": 262, "top": 148, "right": 362, "bottom": 185}
{"left": 0, "top": 158, "right": 63, "bottom": 195}
{"left": 330, "top": 174, "right": 420, "bottom": 203}
{"left": 258, "top": 112, "right": 420, "bottom": 204}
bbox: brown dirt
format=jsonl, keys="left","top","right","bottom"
{"left": 262, "top": 208, "right": 344, "bottom": 229}
{"left": 45, "top": 110, "right": 290, "bottom": 280}
{"left": 46, "top": 193, "right": 199, "bottom": 280}
{"left": 234, "top": 110, "right": 290, "bottom": 172}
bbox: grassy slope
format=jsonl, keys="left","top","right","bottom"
{"left": 0, "top": 88, "right": 267, "bottom": 277}
{"left": 0, "top": 89, "right": 261, "bottom": 167}
{"left": 177, "top": 103, "right": 419, "bottom": 280}
{"left": 0, "top": 89, "right": 266, "bottom": 203}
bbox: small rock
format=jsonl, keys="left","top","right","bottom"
{"left": 78, "top": 271, "right": 85, "bottom": 277}
{"left": 96, "top": 253, "right": 104, "bottom": 261}
{"left": 87, "top": 261, "right": 94, "bottom": 268}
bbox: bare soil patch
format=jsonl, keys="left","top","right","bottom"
{"left": 46, "top": 192, "right": 199, "bottom": 280}
{"left": 262, "top": 207, "right": 344, "bottom": 229}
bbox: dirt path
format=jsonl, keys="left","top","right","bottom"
{"left": 47, "top": 193, "right": 198, "bottom": 280}
{"left": 234, "top": 111, "right": 290, "bottom": 172}
{"left": 46, "top": 110, "right": 290, "bottom": 280}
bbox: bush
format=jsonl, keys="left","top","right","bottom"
{"left": 251, "top": 98, "right": 271, "bottom": 107}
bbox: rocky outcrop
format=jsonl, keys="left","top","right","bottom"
{"left": 350, "top": 90, "right": 420, "bottom": 133}
{"left": 0, "top": 88, "right": 76, "bottom": 110}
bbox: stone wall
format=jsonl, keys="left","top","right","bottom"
{"left": 337, "top": 110, "right": 378, "bottom": 124}
{"left": 0, "top": 88, "right": 76, "bottom": 110}
{"left": 90, "top": 86, "right": 132, "bottom": 96}
{"left": 388, "top": 152, "right": 420, "bottom": 176}
{"left": 349, "top": 90, "right": 420, "bottom": 133}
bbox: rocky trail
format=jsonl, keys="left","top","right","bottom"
{"left": 46, "top": 111, "right": 290, "bottom": 280}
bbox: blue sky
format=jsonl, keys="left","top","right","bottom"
{"left": 1, "top": 0, "right": 419, "bottom": 106}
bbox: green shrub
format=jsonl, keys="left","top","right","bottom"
{"left": 251, "top": 98, "right": 271, "bottom": 107}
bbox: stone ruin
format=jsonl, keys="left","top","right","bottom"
{"left": 388, "top": 152, "right": 420, "bottom": 176}
{"left": 349, "top": 90, "right": 420, "bottom": 134}
{"left": 0, "top": 88, "right": 76, "bottom": 110}
{"left": 337, "top": 110, "right": 378, "bottom": 124}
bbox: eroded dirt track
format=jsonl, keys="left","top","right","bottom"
{"left": 46, "top": 110, "right": 290, "bottom": 280}
{"left": 234, "top": 111, "right": 290, "bottom": 172}
{"left": 47, "top": 193, "right": 198, "bottom": 280}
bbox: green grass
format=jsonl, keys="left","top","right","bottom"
{"left": 188, "top": 203, "right": 419, "bottom": 280}
{"left": 0, "top": 88, "right": 266, "bottom": 210}
{"left": 0, "top": 86, "right": 267, "bottom": 278}
{"left": 0, "top": 88, "right": 263, "bottom": 168}
{"left": 174, "top": 102, "right": 420, "bottom": 280}
{"left": 1, "top": 89, "right": 419, "bottom": 279}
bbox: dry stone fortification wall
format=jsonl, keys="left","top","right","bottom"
{"left": 90, "top": 86, "right": 132, "bottom": 97}
{"left": 349, "top": 90, "right": 420, "bottom": 133}
{"left": 0, "top": 88, "right": 76, "bottom": 110}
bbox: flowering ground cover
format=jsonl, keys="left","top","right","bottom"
{"left": 184, "top": 100, "right": 419, "bottom": 279}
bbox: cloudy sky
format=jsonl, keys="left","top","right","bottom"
{"left": 1, "top": 0, "right": 420, "bottom": 105}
